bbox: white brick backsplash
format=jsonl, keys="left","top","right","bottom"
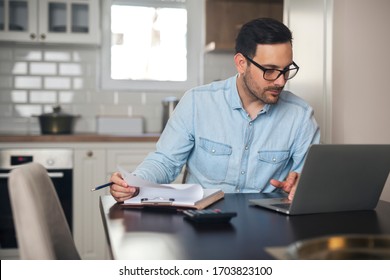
{"left": 11, "top": 90, "right": 28, "bottom": 102}
{"left": 0, "top": 117, "right": 33, "bottom": 134}
{"left": 59, "top": 91, "right": 87, "bottom": 103}
{"left": 97, "top": 104, "right": 129, "bottom": 116}
{"left": 73, "top": 77, "right": 94, "bottom": 89}
{"left": 59, "top": 63, "right": 82, "bottom": 76}
{"left": 42, "top": 104, "right": 56, "bottom": 113}
{"left": 0, "top": 62, "right": 28, "bottom": 75}
{"left": 13, "top": 62, "right": 28, "bottom": 74}
{"left": 0, "top": 62, "right": 13, "bottom": 74}
{"left": 14, "top": 104, "right": 42, "bottom": 117}
{"left": 14, "top": 49, "right": 43, "bottom": 61}
{"left": 116, "top": 92, "right": 144, "bottom": 105}
{"left": 0, "top": 104, "right": 13, "bottom": 117}
{"left": 146, "top": 117, "right": 161, "bottom": 133}
{"left": 74, "top": 116, "right": 95, "bottom": 132}
{"left": 73, "top": 104, "right": 96, "bottom": 117}
{"left": 30, "top": 90, "right": 57, "bottom": 103}
{"left": 141, "top": 92, "right": 183, "bottom": 105}
{"left": 133, "top": 104, "right": 157, "bottom": 119}
{"left": 93, "top": 90, "right": 117, "bottom": 104}
{"left": 72, "top": 50, "right": 96, "bottom": 62}
{"left": 44, "top": 51, "right": 71, "bottom": 61}
{"left": 0, "top": 47, "right": 13, "bottom": 61}
{"left": 42, "top": 105, "right": 73, "bottom": 115}
{"left": 14, "top": 76, "right": 42, "bottom": 89}
{"left": 30, "top": 62, "right": 57, "bottom": 75}
{"left": 0, "top": 44, "right": 219, "bottom": 134}
{"left": 0, "top": 76, "right": 13, "bottom": 88}
{"left": 58, "top": 91, "right": 74, "bottom": 103}
{"left": 44, "top": 77, "right": 71, "bottom": 89}
{"left": 0, "top": 90, "right": 28, "bottom": 103}
{"left": 73, "top": 77, "right": 84, "bottom": 89}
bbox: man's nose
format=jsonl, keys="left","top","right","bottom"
{"left": 273, "top": 73, "right": 287, "bottom": 86}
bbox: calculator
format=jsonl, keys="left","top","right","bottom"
{"left": 182, "top": 209, "right": 237, "bottom": 223}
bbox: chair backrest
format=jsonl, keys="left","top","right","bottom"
{"left": 8, "top": 162, "right": 80, "bottom": 260}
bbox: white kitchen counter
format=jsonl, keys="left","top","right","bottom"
{"left": 0, "top": 133, "right": 160, "bottom": 143}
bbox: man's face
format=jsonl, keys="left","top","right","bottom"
{"left": 242, "top": 42, "right": 293, "bottom": 105}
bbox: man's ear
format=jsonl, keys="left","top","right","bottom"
{"left": 234, "top": 53, "right": 247, "bottom": 74}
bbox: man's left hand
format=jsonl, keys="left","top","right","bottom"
{"left": 270, "top": 171, "right": 299, "bottom": 200}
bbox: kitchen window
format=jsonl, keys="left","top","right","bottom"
{"left": 101, "top": 0, "right": 204, "bottom": 92}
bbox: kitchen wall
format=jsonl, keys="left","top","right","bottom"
{"left": 285, "top": 0, "right": 390, "bottom": 202}
{"left": 332, "top": 0, "right": 390, "bottom": 202}
{"left": 2, "top": 2, "right": 389, "bottom": 138}
{"left": 0, "top": 43, "right": 236, "bottom": 135}
{"left": 1, "top": 0, "right": 389, "bottom": 199}
{"left": 332, "top": 0, "right": 390, "bottom": 144}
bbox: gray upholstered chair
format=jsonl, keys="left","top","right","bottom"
{"left": 8, "top": 162, "right": 80, "bottom": 260}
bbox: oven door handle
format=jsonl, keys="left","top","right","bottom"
{"left": 0, "top": 172, "right": 64, "bottom": 178}
{"left": 47, "top": 172, "right": 65, "bottom": 178}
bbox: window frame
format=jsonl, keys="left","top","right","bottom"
{"left": 100, "top": 0, "right": 204, "bottom": 92}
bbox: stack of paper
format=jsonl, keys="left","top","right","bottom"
{"left": 118, "top": 166, "right": 224, "bottom": 209}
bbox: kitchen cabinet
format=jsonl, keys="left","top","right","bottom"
{"left": 106, "top": 143, "right": 156, "bottom": 176}
{"left": 73, "top": 148, "right": 109, "bottom": 260}
{"left": 0, "top": 136, "right": 189, "bottom": 260}
{"left": 0, "top": 0, "right": 100, "bottom": 44}
{"left": 73, "top": 142, "right": 165, "bottom": 259}
{"left": 205, "top": 0, "right": 283, "bottom": 52}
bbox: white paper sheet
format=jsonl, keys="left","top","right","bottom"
{"left": 118, "top": 166, "right": 204, "bottom": 205}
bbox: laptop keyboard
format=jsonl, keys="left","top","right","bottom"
{"left": 271, "top": 203, "right": 291, "bottom": 210}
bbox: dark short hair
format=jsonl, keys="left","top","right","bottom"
{"left": 235, "top": 18, "right": 293, "bottom": 58}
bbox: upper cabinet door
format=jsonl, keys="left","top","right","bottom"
{"left": 39, "top": 0, "right": 100, "bottom": 44}
{"left": 0, "top": 0, "right": 100, "bottom": 45}
{"left": 205, "top": 0, "right": 283, "bottom": 52}
{"left": 0, "top": 0, "right": 38, "bottom": 42}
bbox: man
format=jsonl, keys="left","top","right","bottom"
{"left": 110, "top": 18, "right": 320, "bottom": 202}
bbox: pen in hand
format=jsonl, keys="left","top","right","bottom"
{"left": 91, "top": 182, "right": 113, "bottom": 192}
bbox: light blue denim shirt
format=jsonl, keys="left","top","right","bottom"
{"left": 133, "top": 75, "right": 320, "bottom": 193}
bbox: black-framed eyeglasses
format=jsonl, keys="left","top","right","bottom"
{"left": 243, "top": 54, "right": 299, "bottom": 81}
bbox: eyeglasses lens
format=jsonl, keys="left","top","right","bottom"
{"left": 264, "top": 67, "right": 298, "bottom": 81}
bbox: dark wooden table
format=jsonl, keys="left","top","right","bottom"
{"left": 100, "top": 193, "right": 390, "bottom": 259}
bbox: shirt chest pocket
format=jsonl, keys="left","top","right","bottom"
{"left": 254, "top": 150, "right": 290, "bottom": 190}
{"left": 196, "top": 138, "right": 232, "bottom": 182}
{"left": 258, "top": 150, "right": 289, "bottom": 164}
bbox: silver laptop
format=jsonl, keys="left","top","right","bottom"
{"left": 249, "top": 144, "right": 390, "bottom": 215}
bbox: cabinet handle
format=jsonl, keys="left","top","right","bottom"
{"left": 40, "top": 33, "right": 46, "bottom": 40}
{"left": 0, "top": 172, "right": 63, "bottom": 178}
{"left": 30, "top": 33, "right": 36, "bottom": 40}
{"left": 87, "top": 151, "right": 94, "bottom": 157}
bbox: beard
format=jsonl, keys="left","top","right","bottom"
{"left": 242, "top": 73, "right": 284, "bottom": 105}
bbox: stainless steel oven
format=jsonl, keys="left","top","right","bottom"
{"left": 0, "top": 149, "right": 73, "bottom": 259}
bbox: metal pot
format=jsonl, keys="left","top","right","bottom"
{"left": 35, "top": 106, "right": 80, "bottom": 135}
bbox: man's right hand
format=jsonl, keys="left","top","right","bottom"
{"left": 109, "top": 172, "right": 139, "bottom": 203}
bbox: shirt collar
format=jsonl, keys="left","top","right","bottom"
{"left": 230, "top": 75, "right": 243, "bottom": 110}
{"left": 230, "top": 75, "right": 272, "bottom": 115}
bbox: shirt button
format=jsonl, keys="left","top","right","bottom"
{"left": 272, "top": 158, "right": 276, "bottom": 162}
{"left": 241, "top": 171, "right": 245, "bottom": 175}
{"left": 245, "top": 146, "right": 249, "bottom": 150}
{"left": 211, "top": 149, "right": 216, "bottom": 153}
{"left": 249, "top": 122, "right": 253, "bottom": 126}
